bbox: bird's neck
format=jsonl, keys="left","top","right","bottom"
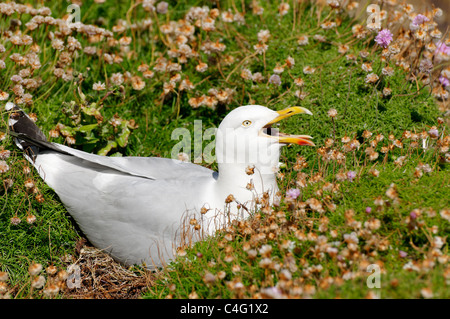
{"left": 216, "top": 162, "right": 279, "bottom": 199}
{"left": 213, "top": 136, "right": 282, "bottom": 208}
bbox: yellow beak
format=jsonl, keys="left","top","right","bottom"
{"left": 266, "top": 106, "right": 313, "bottom": 125}
{"left": 262, "top": 106, "right": 315, "bottom": 146}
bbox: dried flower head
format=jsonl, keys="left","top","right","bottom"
{"left": 268, "top": 74, "right": 281, "bottom": 86}
{"left": 257, "top": 29, "right": 271, "bottom": 43}
{"left": 327, "top": 108, "right": 337, "bottom": 118}
{"left": 131, "top": 76, "right": 145, "bottom": 90}
{"left": 10, "top": 216, "right": 21, "bottom": 225}
{"left": 93, "top": 81, "right": 106, "bottom": 91}
{"left": 297, "top": 35, "right": 309, "bottom": 46}
{"left": 28, "top": 263, "right": 43, "bottom": 276}
{"left": 31, "top": 275, "right": 46, "bottom": 289}
{"left": 26, "top": 214, "right": 37, "bottom": 224}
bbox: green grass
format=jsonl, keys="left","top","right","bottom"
{"left": 0, "top": 0, "right": 449, "bottom": 298}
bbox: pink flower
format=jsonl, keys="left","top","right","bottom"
{"left": 347, "top": 170, "right": 357, "bottom": 182}
{"left": 156, "top": 1, "right": 168, "bottom": 14}
{"left": 399, "top": 250, "right": 408, "bottom": 258}
{"left": 374, "top": 29, "right": 393, "bottom": 48}
{"left": 428, "top": 128, "right": 439, "bottom": 139}
{"left": 286, "top": 188, "right": 300, "bottom": 199}
{"left": 412, "top": 14, "right": 429, "bottom": 26}
{"left": 365, "top": 207, "right": 372, "bottom": 214}
{"left": 439, "top": 75, "right": 450, "bottom": 87}
{"left": 435, "top": 42, "right": 450, "bottom": 55}
{"left": 268, "top": 74, "right": 281, "bottom": 86}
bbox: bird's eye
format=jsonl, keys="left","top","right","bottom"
{"left": 242, "top": 120, "right": 252, "bottom": 127}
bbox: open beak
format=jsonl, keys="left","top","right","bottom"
{"left": 260, "top": 106, "right": 315, "bottom": 146}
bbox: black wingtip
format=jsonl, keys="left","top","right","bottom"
{"left": 6, "top": 102, "right": 48, "bottom": 162}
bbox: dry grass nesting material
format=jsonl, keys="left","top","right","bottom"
{"left": 63, "top": 244, "right": 153, "bottom": 299}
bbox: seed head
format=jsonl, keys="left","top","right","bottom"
{"left": 245, "top": 165, "right": 255, "bottom": 175}
{"left": 10, "top": 216, "right": 21, "bottom": 225}
{"left": 0, "top": 271, "right": 9, "bottom": 282}
{"left": 327, "top": 108, "right": 337, "bottom": 118}
{"left": 268, "top": 74, "right": 281, "bottom": 86}
{"left": 26, "top": 214, "right": 37, "bottom": 224}
{"left": 225, "top": 194, "right": 235, "bottom": 204}
{"left": 202, "top": 272, "right": 216, "bottom": 285}
{"left": 43, "top": 283, "right": 60, "bottom": 298}
{"left": 29, "top": 263, "right": 43, "bottom": 276}
{"left": 0, "top": 160, "right": 9, "bottom": 173}
{"left": 31, "top": 275, "right": 46, "bottom": 289}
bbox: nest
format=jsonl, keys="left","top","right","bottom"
{"left": 62, "top": 240, "right": 153, "bottom": 299}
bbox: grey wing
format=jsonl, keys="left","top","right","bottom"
{"left": 50, "top": 143, "right": 215, "bottom": 180}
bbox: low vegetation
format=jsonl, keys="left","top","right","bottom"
{"left": 0, "top": 0, "right": 449, "bottom": 299}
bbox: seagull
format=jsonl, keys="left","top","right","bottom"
{"left": 6, "top": 102, "right": 314, "bottom": 268}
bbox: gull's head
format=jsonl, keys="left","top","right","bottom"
{"left": 216, "top": 105, "right": 314, "bottom": 172}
